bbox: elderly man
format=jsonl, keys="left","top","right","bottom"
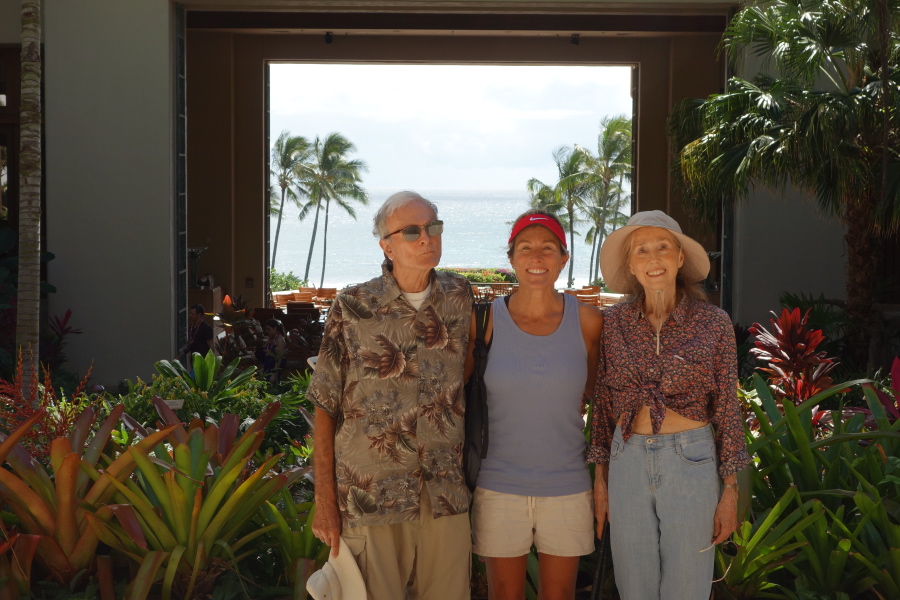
{"left": 309, "top": 190, "right": 474, "bottom": 600}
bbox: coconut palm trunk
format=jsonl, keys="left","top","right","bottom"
{"left": 271, "top": 187, "right": 288, "bottom": 270}
{"left": 303, "top": 196, "right": 323, "bottom": 282}
{"left": 566, "top": 200, "right": 576, "bottom": 288}
{"left": 588, "top": 234, "right": 597, "bottom": 283}
{"left": 17, "top": 0, "right": 42, "bottom": 401}
{"left": 269, "top": 132, "right": 309, "bottom": 274}
{"left": 595, "top": 212, "right": 607, "bottom": 282}
{"left": 843, "top": 189, "right": 879, "bottom": 367}
{"left": 319, "top": 196, "right": 331, "bottom": 289}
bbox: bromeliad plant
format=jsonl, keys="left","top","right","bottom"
{"left": 85, "top": 398, "right": 305, "bottom": 600}
{"left": 0, "top": 405, "right": 176, "bottom": 594}
{"left": 154, "top": 351, "right": 264, "bottom": 423}
{"left": 256, "top": 490, "right": 327, "bottom": 593}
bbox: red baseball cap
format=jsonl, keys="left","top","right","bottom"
{"left": 508, "top": 214, "right": 567, "bottom": 249}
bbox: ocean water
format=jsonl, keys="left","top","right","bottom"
{"left": 270, "top": 188, "right": 594, "bottom": 289}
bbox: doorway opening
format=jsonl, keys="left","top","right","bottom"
{"left": 266, "top": 62, "right": 635, "bottom": 292}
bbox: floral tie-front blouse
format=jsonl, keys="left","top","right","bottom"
{"left": 587, "top": 294, "right": 751, "bottom": 478}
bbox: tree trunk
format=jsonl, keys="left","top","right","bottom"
{"left": 596, "top": 212, "right": 607, "bottom": 284}
{"left": 588, "top": 231, "right": 597, "bottom": 283}
{"left": 17, "top": 0, "right": 41, "bottom": 403}
{"left": 303, "top": 197, "right": 323, "bottom": 281}
{"left": 843, "top": 189, "right": 878, "bottom": 370}
{"left": 567, "top": 202, "right": 575, "bottom": 288}
{"left": 320, "top": 197, "right": 331, "bottom": 289}
{"left": 271, "top": 186, "right": 287, "bottom": 271}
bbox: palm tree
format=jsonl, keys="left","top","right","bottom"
{"left": 527, "top": 146, "right": 588, "bottom": 287}
{"left": 583, "top": 186, "right": 630, "bottom": 283}
{"left": 297, "top": 133, "right": 368, "bottom": 287}
{"left": 527, "top": 178, "right": 568, "bottom": 224}
{"left": 668, "top": 0, "right": 900, "bottom": 368}
{"left": 17, "top": 0, "right": 42, "bottom": 398}
{"left": 578, "top": 115, "right": 633, "bottom": 282}
{"left": 269, "top": 131, "right": 310, "bottom": 271}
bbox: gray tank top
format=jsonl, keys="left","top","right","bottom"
{"left": 479, "top": 293, "right": 591, "bottom": 496}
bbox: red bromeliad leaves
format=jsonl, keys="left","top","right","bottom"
{"left": 749, "top": 307, "right": 839, "bottom": 404}
{"left": 873, "top": 356, "right": 900, "bottom": 420}
{"left": 0, "top": 348, "right": 96, "bottom": 465}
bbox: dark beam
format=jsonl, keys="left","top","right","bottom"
{"left": 186, "top": 11, "right": 727, "bottom": 33}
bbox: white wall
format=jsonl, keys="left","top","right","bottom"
{"left": 45, "top": 0, "right": 175, "bottom": 384}
{"left": 732, "top": 191, "right": 846, "bottom": 328}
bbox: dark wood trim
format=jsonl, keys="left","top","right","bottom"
{"left": 186, "top": 11, "right": 727, "bottom": 34}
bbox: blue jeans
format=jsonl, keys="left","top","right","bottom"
{"left": 608, "top": 424, "right": 719, "bottom": 600}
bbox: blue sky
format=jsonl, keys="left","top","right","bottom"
{"left": 269, "top": 63, "right": 633, "bottom": 191}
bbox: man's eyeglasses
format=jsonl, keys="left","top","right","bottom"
{"left": 383, "top": 220, "right": 444, "bottom": 242}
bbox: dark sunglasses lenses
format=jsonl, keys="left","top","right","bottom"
{"left": 401, "top": 221, "right": 443, "bottom": 241}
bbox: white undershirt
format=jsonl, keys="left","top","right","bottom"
{"left": 401, "top": 284, "right": 432, "bottom": 311}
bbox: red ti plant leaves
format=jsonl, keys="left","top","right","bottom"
{"left": 749, "top": 307, "right": 839, "bottom": 404}
{"left": 873, "top": 356, "right": 900, "bottom": 421}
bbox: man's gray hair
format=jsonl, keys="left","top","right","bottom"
{"left": 372, "top": 191, "right": 439, "bottom": 238}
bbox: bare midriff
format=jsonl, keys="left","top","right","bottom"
{"left": 618, "top": 405, "right": 708, "bottom": 435}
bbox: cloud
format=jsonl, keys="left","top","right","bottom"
{"left": 270, "top": 63, "right": 633, "bottom": 189}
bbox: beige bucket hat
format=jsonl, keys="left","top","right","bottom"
{"left": 306, "top": 537, "right": 366, "bottom": 600}
{"left": 599, "top": 210, "right": 710, "bottom": 293}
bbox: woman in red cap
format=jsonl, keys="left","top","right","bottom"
{"left": 464, "top": 209, "right": 604, "bottom": 600}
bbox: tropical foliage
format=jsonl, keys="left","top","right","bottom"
{"left": 268, "top": 131, "right": 368, "bottom": 292}
{"left": 528, "top": 116, "right": 633, "bottom": 288}
{"left": 668, "top": 0, "right": 900, "bottom": 368}
{"left": 436, "top": 267, "right": 518, "bottom": 284}
{"left": 0, "top": 360, "right": 319, "bottom": 598}
{"left": 269, "top": 268, "right": 306, "bottom": 292}
{"left": 298, "top": 133, "right": 369, "bottom": 288}
{"left": 715, "top": 304, "right": 900, "bottom": 599}
{"left": 578, "top": 115, "right": 633, "bottom": 284}
{"left": 269, "top": 131, "right": 310, "bottom": 271}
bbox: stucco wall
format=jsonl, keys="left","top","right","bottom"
{"left": 732, "top": 192, "right": 846, "bottom": 328}
{"left": 44, "top": 0, "right": 175, "bottom": 384}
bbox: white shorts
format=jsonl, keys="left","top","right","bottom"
{"left": 471, "top": 487, "right": 595, "bottom": 557}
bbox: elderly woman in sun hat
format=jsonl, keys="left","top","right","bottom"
{"left": 587, "top": 210, "right": 750, "bottom": 600}
{"left": 464, "top": 209, "right": 604, "bottom": 600}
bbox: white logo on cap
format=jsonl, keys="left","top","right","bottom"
{"left": 529, "top": 216, "right": 549, "bottom": 222}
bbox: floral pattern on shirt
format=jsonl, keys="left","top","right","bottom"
{"left": 587, "top": 295, "right": 751, "bottom": 478}
{"left": 308, "top": 261, "right": 474, "bottom": 528}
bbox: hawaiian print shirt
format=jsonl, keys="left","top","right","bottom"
{"left": 587, "top": 295, "right": 751, "bottom": 478}
{"left": 308, "top": 261, "right": 474, "bottom": 528}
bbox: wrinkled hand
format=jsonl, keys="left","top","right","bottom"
{"left": 593, "top": 476, "right": 609, "bottom": 539}
{"left": 712, "top": 489, "right": 738, "bottom": 545}
{"left": 312, "top": 495, "right": 342, "bottom": 557}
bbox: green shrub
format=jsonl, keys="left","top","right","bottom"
{"left": 437, "top": 267, "right": 517, "bottom": 284}
{"left": 270, "top": 268, "right": 307, "bottom": 292}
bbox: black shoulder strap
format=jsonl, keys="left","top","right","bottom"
{"left": 470, "top": 298, "right": 492, "bottom": 459}
{"left": 473, "top": 299, "right": 491, "bottom": 345}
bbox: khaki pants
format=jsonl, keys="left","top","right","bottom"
{"left": 342, "top": 489, "right": 471, "bottom": 600}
